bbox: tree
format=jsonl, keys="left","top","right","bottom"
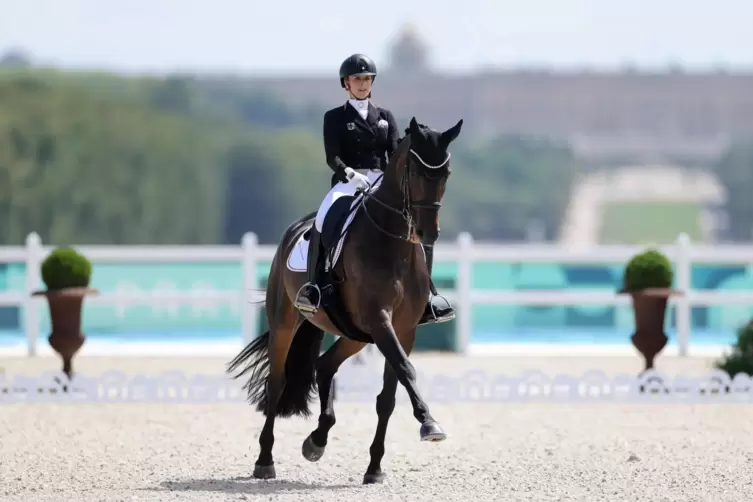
{"left": 714, "top": 140, "right": 753, "bottom": 241}
{"left": 0, "top": 48, "right": 32, "bottom": 68}
{"left": 442, "top": 135, "right": 578, "bottom": 241}
{"left": 0, "top": 74, "right": 223, "bottom": 245}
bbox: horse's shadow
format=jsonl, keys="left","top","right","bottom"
{"left": 154, "top": 476, "right": 353, "bottom": 494}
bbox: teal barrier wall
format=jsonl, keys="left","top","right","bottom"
{"left": 1, "top": 258, "right": 752, "bottom": 347}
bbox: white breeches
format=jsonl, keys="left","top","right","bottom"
{"left": 315, "top": 169, "right": 383, "bottom": 232}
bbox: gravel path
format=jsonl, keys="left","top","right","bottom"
{"left": 2, "top": 353, "right": 752, "bottom": 501}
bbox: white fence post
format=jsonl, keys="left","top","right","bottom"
{"left": 456, "top": 232, "right": 474, "bottom": 355}
{"left": 24, "top": 232, "right": 43, "bottom": 357}
{"left": 241, "top": 232, "right": 259, "bottom": 345}
{"left": 675, "top": 232, "right": 692, "bottom": 357}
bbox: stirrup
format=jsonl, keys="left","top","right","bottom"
{"left": 420, "top": 294, "right": 455, "bottom": 325}
{"left": 294, "top": 283, "right": 321, "bottom": 313}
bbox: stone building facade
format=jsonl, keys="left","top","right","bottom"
{"left": 233, "top": 69, "right": 753, "bottom": 163}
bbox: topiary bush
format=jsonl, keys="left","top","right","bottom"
{"left": 715, "top": 319, "right": 753, "bottom": 378}
{"left": 622, "top": 248, "right": 674, "bottom": 291}
{"left": 40, "top": 247, "right": 93, "bottom": 291}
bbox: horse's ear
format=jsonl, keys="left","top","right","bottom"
{"left": 440, "top": 119, "right": 463, "bottom": 147}
{"left": 409, "top": 117, "right": 420, "bottom": 136}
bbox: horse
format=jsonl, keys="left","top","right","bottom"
{"left": 226, "top": 116, "right": 463, "bottom": 485}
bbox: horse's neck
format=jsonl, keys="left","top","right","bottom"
{"left": 359, "top": 179, "right": 415, "bottom": 261}
{"left": 354, "top": 219, "right": 417, "bottom": 274}
{"left": 374, "top": 169, "right": 404, "bottom": 210}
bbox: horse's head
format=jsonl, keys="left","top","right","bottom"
{"left": 396, "top": 117, "right": 463, "bottom": 245}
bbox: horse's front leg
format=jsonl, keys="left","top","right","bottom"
{"left": 302, "top": 337, "right": 367, "bottom": 462}
{"left": 363, "top": 345, "right": 401, "bottom": 484}
{"left": 365, "top": 311, "right": 446, "bottom": 442}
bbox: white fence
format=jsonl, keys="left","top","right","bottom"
{"left": 1, "top": 232, "right": 753, "bottom": 357}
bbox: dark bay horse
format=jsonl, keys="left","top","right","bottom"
{"left": 227, "top": 116, "right": 463, "bottom": 484}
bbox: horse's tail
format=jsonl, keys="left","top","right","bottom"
{"left": 226, "top": 321, "right": 325, "bottom": 418}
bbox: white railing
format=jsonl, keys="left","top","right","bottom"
{"left": 2, "top": 232, "right": 753, "bottom": 357}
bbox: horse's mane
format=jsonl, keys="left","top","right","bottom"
{"left": 388, "top": 131, "right": 413, "bottom": 175}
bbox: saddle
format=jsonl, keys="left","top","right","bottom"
{"left": 306, "top": 196, "right": 374, "bottom": 345}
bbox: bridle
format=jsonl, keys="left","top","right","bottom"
{"left": 358, "top": 146, "right": 451, "bottom": 242}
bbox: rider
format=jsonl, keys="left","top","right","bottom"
{"left": 294, "top": 53, "right": 455, "bottom": 326}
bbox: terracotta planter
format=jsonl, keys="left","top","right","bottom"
{"left": 618, "top": 287, "right": 683, "bottom": 373}
{"left": 32, "top": 287, "right": 98, "bottom": 379}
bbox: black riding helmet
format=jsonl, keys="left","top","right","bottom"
{"left": 339, "top": 54, "right": 377, "bottom": 88}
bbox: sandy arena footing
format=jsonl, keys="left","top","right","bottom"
{"left": 1, "top": 353, "right": 751, "bottom": 502}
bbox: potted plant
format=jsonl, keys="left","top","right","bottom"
{"left": 714, "top": 319, "right": 753, "bottom": 383}
{"left": 32, "top": 247, "right": 98, "bottom": 379}
{"left": 619, "top": 248, "right": 681, "bottom": 373}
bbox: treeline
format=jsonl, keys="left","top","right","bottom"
{"left": 0, "top": 68, "right": 579, "bottom": 245}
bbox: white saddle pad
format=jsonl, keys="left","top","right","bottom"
{"left": 286, "top": 235, "right": 309, "bottom": 272}
{"left": 286, "top": 206, "right": 359, "bottom": 273}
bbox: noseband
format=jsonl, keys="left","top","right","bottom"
{"left": 359, "top": 148, "right": 450, "bottom": 242}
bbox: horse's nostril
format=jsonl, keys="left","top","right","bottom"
{"left": 416, "top": 229, "right": 424, "bottom": 237}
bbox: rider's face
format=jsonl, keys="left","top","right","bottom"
{"left": 345, "top": 75, "right": 373, "bottom": 99}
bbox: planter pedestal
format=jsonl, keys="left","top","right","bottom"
{"left": 32, "top": 287, "right": 98, "bottom": 379}
{"left": 618, "top": 288, "right": 683, "bottom": 373}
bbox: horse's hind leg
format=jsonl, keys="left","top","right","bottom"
{"left": 253, "top": 303, "right": 302, "bottom": 479}
{"left": 363, "top": 328, "right": 416, "bottom": 484}
{"left": 302, "top": 337, "right": 367, "bottom": 462}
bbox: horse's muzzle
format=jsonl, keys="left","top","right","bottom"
{"left": 415, "top": 228, "right": 439, "bottom": 245}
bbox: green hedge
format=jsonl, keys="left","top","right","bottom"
{"left": 715, "top": 320, "right": 753, "bottom": 377}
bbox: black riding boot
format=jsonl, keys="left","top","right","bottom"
{"left": 418, "top": 244, "right": 456, "bottom": 326}
{"left": 295, "top": 228, "right": 323, "bottom": 314}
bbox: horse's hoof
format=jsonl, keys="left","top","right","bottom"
{"left": 253, "top": 463, "right": 276, "bottom": 479}
{"left": 363, "top": 471, "right": 386, "bottom": 484}
{"left": 301, "top": 434, "right": 326, "bottom": 462}
{"left": 420, "top": 421, "right": 447, "bottom": 442}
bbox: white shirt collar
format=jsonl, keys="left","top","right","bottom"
{"left": 348, "top": 98, "right": 369, "bottom": 119}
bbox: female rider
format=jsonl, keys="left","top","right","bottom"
{"left": 294, "top": 53, "right": 455, "bottom": 326}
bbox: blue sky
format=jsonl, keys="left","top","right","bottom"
{"left": 2, "top": 0, "right": 751, "bottom": 75}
